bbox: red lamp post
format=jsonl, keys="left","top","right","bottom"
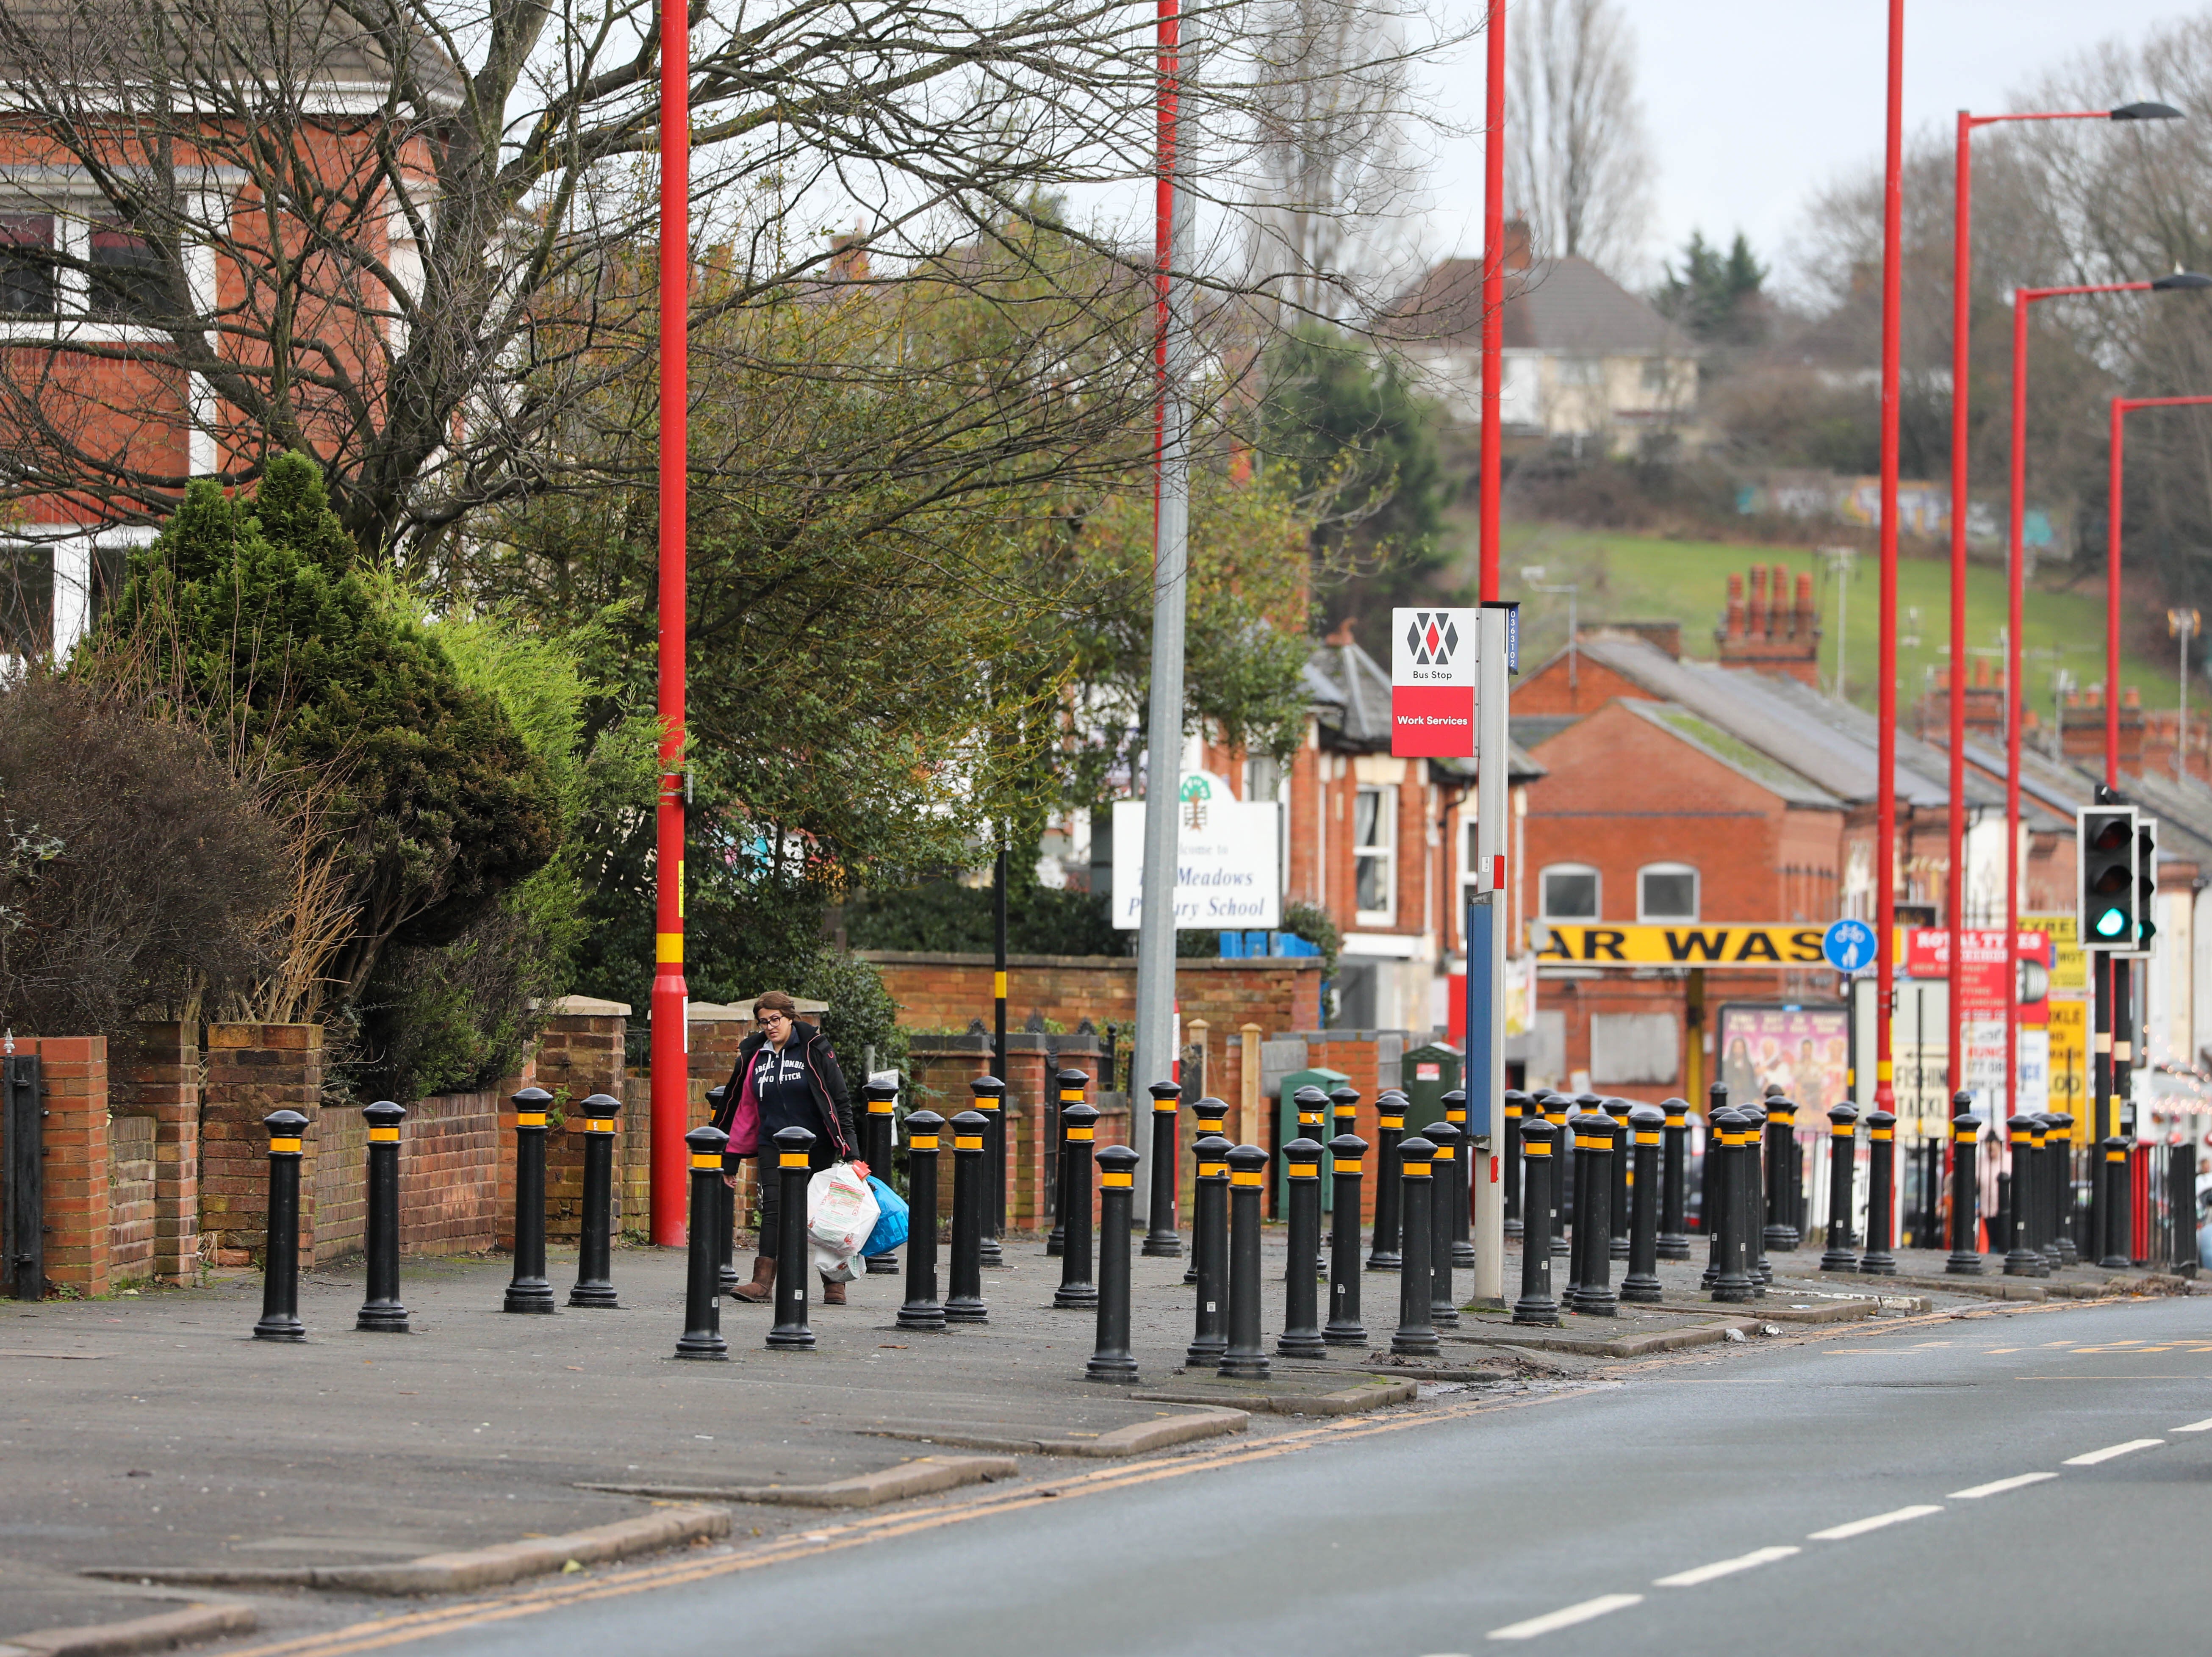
{"left": 1872, "top": 0, "right": 1902, "bottom": 1128}
{"left": 649, "top": 0, "right": 692, "bottom": 1244}
{"left": 1477, "top": 0, "right": 1504, "bottom": 604}
{"left": 1944, "top": 100, "right": 2179, "bottom": 1109}
{"left": 2106, "top": 394, "right": 2212, "bottom": 787}
{"left": 2001, "top": 273, "right": 2209, "bottom": 1137}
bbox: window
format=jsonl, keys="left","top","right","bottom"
{"left": 1638, "top": 862, "right": 1699, "bottom": 922}
{"left": 0, "top": 215, "right": 55, "bottom": 316}
{"left": 1540, "top": 863, "right": 1599, "bottom": 921}
{"left": 89, "top": 222, "right": 163, "bottom": 322}
{"left": 1641, "top": 359, "right": 1672, "bottom": 393}
{"left": 1353, "top": 785, "right": 1394, "bottom": 921}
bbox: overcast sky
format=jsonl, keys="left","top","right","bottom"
{"left": 1414, "top": 1, "right": 2187, "bottom": 291}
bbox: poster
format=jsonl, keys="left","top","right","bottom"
{"left": 2046, "top": 999, "right": 2088, "bottom": 1136}
{"left": 1715, "top": 1003, "right": 1850, "bottom": 1114}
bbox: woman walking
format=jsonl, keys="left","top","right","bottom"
{"left": 713, "top": 991, "right": 857, "bottom": 1305}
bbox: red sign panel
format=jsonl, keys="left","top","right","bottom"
{"left": 1905, "top": 928, "right": 2048, "bottom": 1017}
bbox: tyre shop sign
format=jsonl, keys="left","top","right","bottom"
{"left": 1533, "top": 923, "right": 1830, "bottom": 966}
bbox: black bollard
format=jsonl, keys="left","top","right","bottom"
{"left": 1054, "top": 1101, "right": 1100, "bottom": 1308}
{"left": 2027, "top": 1115, "right": 2054, "bottom": 1273}
{"left": 1573, "top": 1111, "right": 1617, "bottom": 1316}
{"left": 1819, "top": 1104, "right": 1860, "bottom": 1272}
{"left": 1701, "top": 1081, "right": 1730, "bottom": 1288}
{"left": 898, "top": 1111, "right": 946, "bottom": 1331}
{"left": 2046, "top": 1112, "right": 2077, "bottom": 1266}
{"left": 1563, "top": 1104, "right": 1591, "bottom": 1308}
{"left": 1739, "top": 1098, "right": 1771, "bottom": 1286}
{"left": 1620, "top": 1103, "right": 1664, "bottom": 1304}
{"left": 1277, "top": 1137, "right": 1327, "bottom": 1358}
{"left": 1708, "top": 1108, "right": 1756, "bottom": 1303}
{"left": 767, "top": 1125, "right": 817, "bottom": 1349}
{"left": 1502, "top": 1089, "right": 1527, "bottom": 1241}
{"left": 1602, "top": 1098, "right": 1634, "bottom": 1263}
{"left": 863, "top": 1078, "right": 901, "bottom": 1275}
{"left": 675, "top": 1123, "right": 732, "bottom": 1360}
{"left": 1444, "top": 1089, "right": 1476, "bottom": 1270}
{"left": 1392, "top": 1136, "right": 1441, "bottom": 1357}
{"left": 1543, "top": 1093, "right": 1574, "bottom": 1258}
{"left": 1185, "top": 1098, "right": 1230, "bottom": 1284}
{"left": 701, "top": 1086, "right": 737, "bottom": 1296}
{"left": 1143, "top": 1081, "right": 1184, "bottom": 1258}
{"left": 1293, "top": 1085, "right": 1330, "bottom": 1150}
{"left": 1513, "top": 1117, "right": 1562, "bottom": 1326}
{"left": 1764, "top": 1096, "right": 1801, "bottom": 1252}
{"left": 1325, "top": 1132, "right": 1368, "bottom": 1347}
{"left": 1328, "top": 1085, "right": 1361, "bottom": 1275}
{"left": 1186, "top": 1134, "right": 1233, "bottom": 1365}
{"left": 1947, "top": 1104, "right": 1984, "bottom": 1277}
{"left": 969, "top": 1075, "right": 1006, "bottom": 1269}
{"left": 356, "top": 1100, "right": 410, "bottom": 1333}
{"left": 2099, "top": 1134, "right": 2132, "bottom": 1269}
{"left": 254, "top": 1109, "right": 310, "bottom": 1342}
{"left": 2004, "top": 1115, "right": 2042, "bottom": 1276}
{"left": 1087, "top": 1144, "right": 1142, "bottom": 1380}
{"left": 1859, "top": 1109, "right": 1899, "bottom": 1275}
{"left": 1219, "top": 1144, "right": 1272, "bottom": 1380}
{"left": 1425, "top": 1119, "right": 1462, "bottom": 1328}
{"left": 1367, "top": 1090, "right": 1406, "bottom": 1272}
{"left": 503, "top": 1086, "right": 556, "bottom": 1314}
{"left": 1658, "top": 1097, "right": 1691, "bottom": 1261}
{"left": 1047, "top": 1069, "right": 1089, "bottom": 1258}
{"left": 946, "top": 1110, "right": 990, "bottom": 1324}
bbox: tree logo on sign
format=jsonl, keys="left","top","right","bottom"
{"left": 1179, "top": 773, "right": 1212, "bottom": 832}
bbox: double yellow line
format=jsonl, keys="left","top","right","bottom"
{"left": 225, "top": 1385, "right": 1595, "bottom": 1657}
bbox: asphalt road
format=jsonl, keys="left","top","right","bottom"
{"left": 222, "top": 1291, "right": 2209, "bottom": 1657}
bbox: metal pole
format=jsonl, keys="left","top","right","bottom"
{"left": 1131, "top": 0, "right": 1191, "bottom": 1226}
{"left": 1873, "top": 0, "right": 1905, "bottom": 1131}
{"left": 2006, "top": 289, "right": 2029, "bottom": 1130}
{"left": 992, "top": 842, "right": 1009, "bottom": 1244}
{"left": 2109, "top": 402, "right": 2125, "bottom": 787}
{"left": 1948, "top": 109, "right": 1973, "bottom": 1106}
{"left": 1478, "top": 0, "right": 1505, "bottom": 603}
{"left": 647, "top": 0, "right": 691, "bottom": 1247}
{"left": 1471, "top": 605, "right": 1509, "bottom": 1305}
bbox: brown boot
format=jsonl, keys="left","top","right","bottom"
{"left": 820, "top": 1275, "right": 847, "bottom": 1307}
{"left": 728, "top": 1255, "right": 776, "bottom": 1302}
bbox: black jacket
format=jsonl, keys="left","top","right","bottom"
{"left": 712, "top": 1019, "right": 855, "bottom": 1158}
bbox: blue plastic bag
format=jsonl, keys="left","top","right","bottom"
{"left": 862, "top": 1174, "right": 909, "bottom": 1256}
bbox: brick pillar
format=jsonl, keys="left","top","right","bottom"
{"left": 22, "top": 1036, "right": 110, "bottom": 1297}
{"left": 112, "top": 1022, "right": 200, "bottom": 1283}
{"left": 518, "top": 995, "right": 629, "bottom": 1246}
{"left": 200, "top": 1023, "right": 324, "bottom": 1264}
{"left": 688, "top": 1004, "right": 757, "bottom": 1238}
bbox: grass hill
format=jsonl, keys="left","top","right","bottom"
{"left": 1472, "top": 519, "right": 2172, "bottom": 729}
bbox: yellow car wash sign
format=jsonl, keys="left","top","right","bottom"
{"left": 1534, "top": 924, "right": 1829, "bottom": 967}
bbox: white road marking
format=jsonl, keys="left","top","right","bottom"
{"left": 2173, "top": 1418, "right": 2212, "bottom": 1433}
{"left": 1486, "top": 1595, "right": 1644, "bottom": 1641}
{"left": 1653, "top": 1546, "right": 1800, "bottom": 1587}
{"left": 1807, "top": 1505, "right": 1943, "bottom": 1541}
{"left": 2064, "top": 1439, "right": 2164, "bottom": 1466}
{"left": 1949, "top": 1472, "right": 2057, "bottom": 1499}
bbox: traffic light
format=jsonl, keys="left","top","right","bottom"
{"left": 2134, "top": 816, "right": 2159, "bottom": 953}
{"left": 2078, "top": 804, "right": 2137, "bottom": 949}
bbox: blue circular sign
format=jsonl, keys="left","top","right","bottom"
{"left": 1822, "top": 918, "right": 1878, "bottom": 973}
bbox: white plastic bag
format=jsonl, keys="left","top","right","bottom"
{"left": 807, "top": 1161, "right": 879, "bottom": 1257}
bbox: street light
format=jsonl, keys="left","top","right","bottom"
{"left": 1943, "top": 95, "right": 2182, "bottom": 1113}
{"left": 2108, "top": 393, "right": 2212, "bottom": 779}
{"left": 2003, "top": 277, "right": 2212, "bottom": 1134}
{"left": 2170, "top": 608, "right": 2201, "bottom": 781}
{"left": 1521, "top": 565, "right": 1578, "bottom": 690}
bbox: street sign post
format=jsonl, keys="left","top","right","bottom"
{"left": 1822, "top": 919, "right": 1878, "bottom": 974}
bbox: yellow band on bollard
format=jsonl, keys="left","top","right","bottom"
{"left": 1635, "top": 1130, "right": 1660, "bottom": 1146}
{"left": 1230, "top": 1171, "right": 1264, "bottom": 1187}
{"left": 516, "top": 1111, "right": 546, "bottom": 1127}
{"left": 1379, "top": 1115, "right": 1404, "bottom": 1130}
{"left": 955, "top": 1135, "right": 984, "bottom": 1151}
{"left": 1954, "top": 1127, "right": 1976, "bottom": 1144}
{"left": 1401, "top": 1160, "right": 1432, "bottom": 1178}
{"left": 369, "top": 1126, "right": 399, "bottom": 1143}
{"left": 1100, "top": 1171, "right": 1134, "bottom": 1188}
{"left": 1504, "top": 1103, "right": 1523, "bottom": 1118}
{"left": 585, "top": 1118, "right": 615, "bottom": 1133}
{"left": 1154, "top": 1100, "right": 1178, "bottom": 1113}
{"left": 909, "top": 1134, "right": 939, "bottom": 1151}
{"left": 2107, "top": 1148, "right": 2127, "bottom": 1162}
{"left": 1198, "top": 1161, "right": 1227, "bottom": 1178}
{"left": 1871, "top": 1128, "right": 1893, "bottom": 1141}
{"left": 993, "top": 971, "right": 1008, "bottom": 998}
{"left": 656, "top": 931, "right": 682, "bottom": 963}
{"left": 269, "top": 1137, "right": 302, "bottom": 1154}
{"left": 1832, "top": 1124, "right": 1854, "bottom": 1137}
{"left": 1289, "top": 1166, "right": 1319, "bottom": 1179}
{"left": 1666, "top": 1113, "right": 1686, "bottom": 1127}
{"left": 1447, "top": 1109, "right": 1467, "bottom": 1123}
{"left": 1524, "top": 1142, "right": 1551, "bottom": 1158}
{"left": 869, "top": 1100, "right": 895, "bottom": 1114}
{"left": 1066, "top": 1127, "right": 1094, "bottom": 1142}
{"left": 1575, "top": 1134, "right": 1610, "bottom": 1150}
{"left": 780, "top": 1151, "right": 809, "bottom": 1168}
{"left": 690, "top": 1153, "right": 721, "bottom": 1170}
{"left": 1060, "top": 1090, "right": 1084, "bottom": 1105}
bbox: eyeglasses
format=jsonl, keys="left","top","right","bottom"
{"left": 758, "top": 1010, "right": 787, "bottom": 1023}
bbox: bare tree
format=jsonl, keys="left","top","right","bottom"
{"left": 1507, "top": 0, "right": 1651, "bottom": 276}
{"left": 0, "top": 0, "right": 1443, "bottom": 566}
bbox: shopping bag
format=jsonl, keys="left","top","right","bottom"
{"left": 862, "top": 1175, "right": 909, "bottom": 1256}
{"left": 806, "top": 1161, "right": 879, "bottom": 1257}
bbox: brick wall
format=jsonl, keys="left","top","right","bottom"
{"left": 17, "top": 1036, "right": 110, "bottom": 1297}
{"left": 110, "top": 1022, "right": 200, "bottom": 1282}
{"left": 200, "top": 1023, "right": 324, "bottom": 1263}
{"left": 107, "top": 1114, "right": 156, "bottom": 1281}
{"left": 863, "top": 952, "right": 1321, "bottom": 1046}
{"left": 396, "top": 1091, "right": 502, "bottom": 1255}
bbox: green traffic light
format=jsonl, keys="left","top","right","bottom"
{"left": 2095, "top": 909, "right": 2128, "bottom": 938}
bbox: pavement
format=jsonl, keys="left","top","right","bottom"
{"left": 0, "top": 1223, "right": 2192, "bottom": 1656}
